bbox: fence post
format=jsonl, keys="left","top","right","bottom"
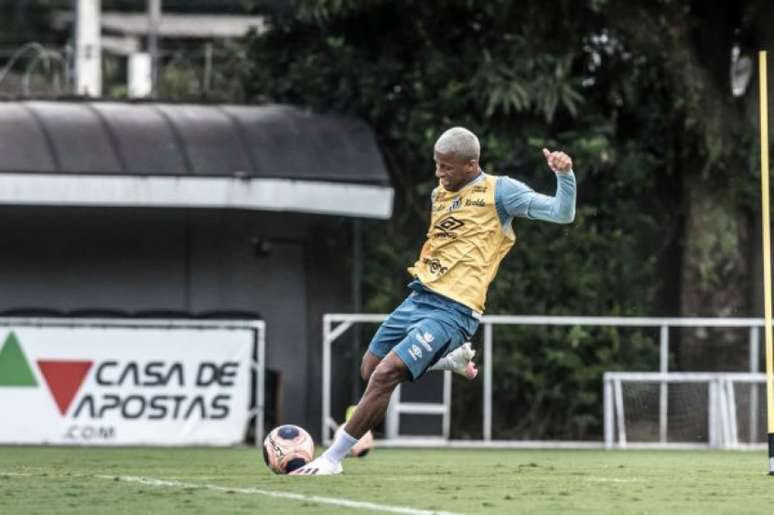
{"left": 255, "top": 321, "right": 266, "bottom": 447}
{"left": 603, "top": 373, "right": 614, "bottom": 449}
{"left": 726, "top": 379, "right": 739, "bottom": 448}
{"left": 750, "top": 326, "right": 760, "bottom": 444}
{"left": 483, "top": 322, "right": 493, "bottom": 441}
{"left": 614, "top": 378, "right": 627, "bottom": 448}
{"left": 708, "top": 380, "right": 718, "bottom": 448}
{"left": 385, "top": 386, "right": 401, "bottom": 439}
{"left": 659, "top": 325, "right": 669, "bottom": 444}
{"left": 442, "top": 370, "right": 452, "bottom": 440}
{"left": 322, "top": 316, "right": 332, "bottom": 446}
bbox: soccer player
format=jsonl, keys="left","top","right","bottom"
{"left": 293, "top": 127, "right": 576, "bottom": 475}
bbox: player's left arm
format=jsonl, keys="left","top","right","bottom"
{"left": 496, "top": 149, "right": 576, "bottom": 224}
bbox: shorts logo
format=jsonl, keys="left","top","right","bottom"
{"left": 414, "top": 332, "right": 434, "bottom": 352}
{"left": 408, "top": 344, "right": 423, "bottom": 361}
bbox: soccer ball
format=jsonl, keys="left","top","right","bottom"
{"left": 262, "top": 424, "right": 315, "bottom": 474}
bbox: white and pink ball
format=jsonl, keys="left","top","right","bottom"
{"left": 262, "top": 424, "right": 315, "bottom": 474}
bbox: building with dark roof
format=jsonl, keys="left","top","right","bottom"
{"left": 0, "top": 100, "right": 393, "bottom": 436}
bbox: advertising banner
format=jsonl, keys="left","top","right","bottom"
{"left": 0, "top": 326, "right": 254, "bottom": 445}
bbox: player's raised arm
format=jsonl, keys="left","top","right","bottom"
{"left": 496, "top": 148, "right": 576, "bottom": 224}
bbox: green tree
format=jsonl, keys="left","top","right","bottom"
{"left": 242, "top": 0, "right": 769, "bottom": 437}
{"left": 602, "top": 0, "right": 769, "bottom": 370}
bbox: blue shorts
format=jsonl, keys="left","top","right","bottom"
{"left": 367, "top": 286, "right": 480, "bottom": 380}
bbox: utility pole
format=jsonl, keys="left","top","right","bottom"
{"left": 74, "top": 0, "right": 101, "bottom": 96}
{"left": 147, "top": 0, "right": 161, "bottom": 96}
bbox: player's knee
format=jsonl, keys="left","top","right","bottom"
{"left": 360, "top": 354, "right": 379, "bottom": 382}
{"left": 360, "top": 360, "right": 375, "bottom": 382}
{"left": 369, "top": 359, "right": 407, "bottom": 393}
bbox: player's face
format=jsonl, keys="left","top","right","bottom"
{"left": 434, "top": 151, "right": 477, "bottom": 191}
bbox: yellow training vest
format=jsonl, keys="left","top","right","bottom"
{"left": 408, "top": 173, "right": 515, "bottom": 313}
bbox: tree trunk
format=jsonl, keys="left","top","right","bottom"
{"left": 678, "top": 177, "right": 751, "bottom": 371}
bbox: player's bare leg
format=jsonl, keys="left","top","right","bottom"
{"left": 345, "top": 352, "right": 409, "bottom": 438}
{"left": 291, "top": 352, "right": 409, "bottom": 475}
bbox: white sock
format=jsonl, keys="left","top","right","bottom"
{"left": 428, "top": 355, "right": 453, "bottom": 371}
{"left": 321, "top": 428, "right": 358, "bottom": 464}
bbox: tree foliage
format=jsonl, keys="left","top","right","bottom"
{"left": 242, "top": 0, "right": 766, "bottom": 437}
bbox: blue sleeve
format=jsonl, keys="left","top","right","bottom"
{"left": 495, "top": 172, "right": 576, "bottom": 225}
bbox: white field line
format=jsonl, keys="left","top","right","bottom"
{"left": 586, "top": 477, "right": 640, "bottom": 483}
{"left": 0, "top": 472, "right": 33, "bottom": 477}
{"left": 97, "top": 475, "right": 462, "bottom": 515}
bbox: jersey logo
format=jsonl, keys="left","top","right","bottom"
{"left": 449, "top": 198, "right": 461, "bottom": 212}
{"left": 423, "top": 257, "right": 449, "bottom": 276}
{"left": 465, "top": 198, "right": 485, "bottom": 207}
{"left": 434, "top": 216, "right": 465, "bottom": 239}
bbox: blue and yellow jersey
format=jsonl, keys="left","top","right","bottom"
{"left": 408, "top": 171, "right": 576, "bottom": 313}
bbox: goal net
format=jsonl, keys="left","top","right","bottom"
{"left": 604, "top": 372, "right": 767, "bottom": 449}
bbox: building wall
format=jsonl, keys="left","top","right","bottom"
{"left": 0, "top": 206, "right": 352, "bottom": 436}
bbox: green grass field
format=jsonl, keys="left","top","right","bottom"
{"left": 1, "top": 446, "right": 773, "bottom": 514}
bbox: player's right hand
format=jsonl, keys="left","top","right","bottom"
{"left": 542, "top": 148, "right": 573, "bottom": 174}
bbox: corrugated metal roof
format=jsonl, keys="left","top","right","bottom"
{"left": 0, "top": 101, "right": 390, "bottom": 185}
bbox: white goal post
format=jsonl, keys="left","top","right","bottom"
{"left": 604, "top": 372, "right": 767, "bottom": 450}
{"left": 322, "top": 314, "right": 768, "bottom": 448}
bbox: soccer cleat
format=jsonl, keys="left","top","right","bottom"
{"left": 447, "top": 342, "right": 478, "bottom": 380}
{"left": 289, "top": 456, "right": 343, "bottom": 476}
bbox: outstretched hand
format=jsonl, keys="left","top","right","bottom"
{"left": 542, "top": 148, "right": 573, "bottom": 174}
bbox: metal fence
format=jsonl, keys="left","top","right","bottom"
{"left": 322, "top": 314, "right": 769, "bottom": 448}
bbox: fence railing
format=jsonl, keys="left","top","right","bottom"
{"left": 322, "top": 314, "right": 769, "bottom": 448}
